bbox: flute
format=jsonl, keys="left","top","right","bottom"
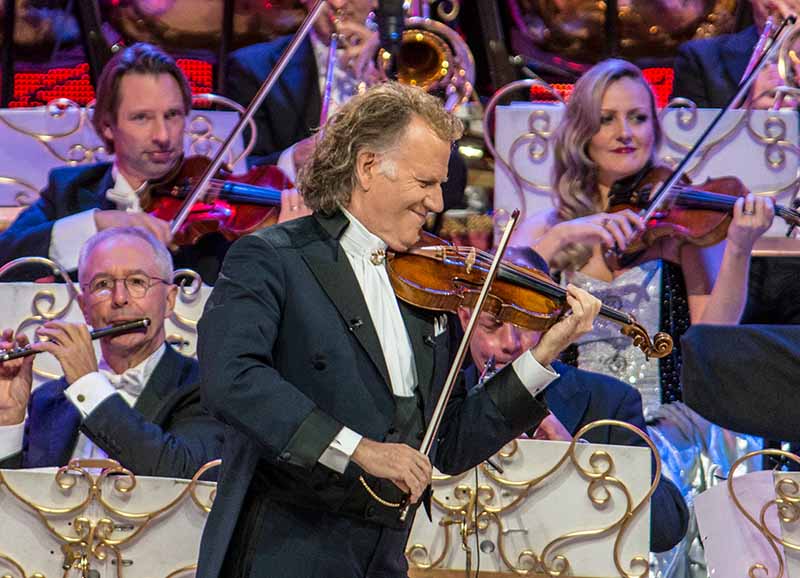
{"left": 0, "top": 318, "right": 151, "bottom": 363}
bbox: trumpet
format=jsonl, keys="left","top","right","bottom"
{"left": 0, "top": 318, "right": 151, "bottom": 363}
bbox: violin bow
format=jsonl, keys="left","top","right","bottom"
{"left": 633, "top": 15, "right": 796, "bottom": 232}
{"left": 168, "top": 0, "right": 330, "bottom": 237}
{"left": 398, "top": 209, "right": 521, "bottom": 522}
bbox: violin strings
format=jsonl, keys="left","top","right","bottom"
{"left": 444, "top": 246, "right": 630, "bottom": 324}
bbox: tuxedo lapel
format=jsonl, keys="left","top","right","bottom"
{"left": 76, "top": 164, "right": 115, "bottom": 212}
{"left": 274, "top": 38, "right": 322, "bottom": 144}
{"left": 545, "top": 364, "right": 591, "bottom": 436}
{"left": 398, "top": 301, "right": 435, "bottom": 409}
{"left": 302, "top": 212, "right": 392, "bottom": 391}
{"left": 24, "top": 379, "right": 81, "bottom": 467}
{"left": 134, "top": 345, "right": 186, "bottom": 422}
{"left": 721, "top": 26, "right": 759, "bottom": 93}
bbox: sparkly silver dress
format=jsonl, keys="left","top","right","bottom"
{"left": 564, "top": 260, "right": 761, "bottom": 578}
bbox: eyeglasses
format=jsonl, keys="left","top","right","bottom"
{"left": 83, "top": 274, "right": 170, "bottom": 299}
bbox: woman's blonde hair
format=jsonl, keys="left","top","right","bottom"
{"left": 550, "top": 58, "right": 661, "bottom": 271}
{"left": 298, "top": 82, "right": 463, "bottom": 215}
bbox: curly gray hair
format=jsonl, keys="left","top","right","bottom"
{"left": 297, "top": 82, "right": 463, "bottom": 214}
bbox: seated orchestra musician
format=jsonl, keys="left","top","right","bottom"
{"left": 457, "top": 246, "right": 689, "bottom": 553}
{"left": 224, "top": 0, "right": 468, "bottom": 214}
{"left": 671, "top": 0, "right": 800, "bottom": 326}
{"left": 509, "top": 58, "right": 773, "bottom": 574}
{"left": 0, "top": 227, "right": 224, "bottom": 478}
{"left": 0, "top": 42, "right": 308, "bottom": 286}
{"left": 193, "top": 82, "right": 603, "bottom": 578}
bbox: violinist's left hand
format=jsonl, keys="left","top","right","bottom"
{"left": 727, "top": 193, "right": 774, "bottom": 254}
{"left": 277, "top": 188, "right": 313, "bottom": 224}
{"left": 531, "top": 284, "right": 601, "bottom": 366}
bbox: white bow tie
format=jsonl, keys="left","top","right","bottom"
{"left": 99, "top": 367, "right": 146, "bottom": 397}
{"left": 105, "top": 186, "right": 142, "bottom": 212}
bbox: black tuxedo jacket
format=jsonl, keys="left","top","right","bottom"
{"left": 681, "top": 324, "right": 800, "bottom": 442}
{"left": 225, "top": 36, "right": 468, "bottom": 211}
{"left": 195, "top": 210, "right": 550, "bottom": 578}
{"left": 0, "top": 162, "right": 230, "bottom": 284}
{"left": 671, "top": 25, "right": 758, "bottom": 107}
{"left": 0, "top": 344, "right": 224, "bottom": 479}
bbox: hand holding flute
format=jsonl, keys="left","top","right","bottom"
{"left": 0, "top": 329, "right": 34, "bottom": 426}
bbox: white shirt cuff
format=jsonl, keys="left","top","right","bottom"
{"left": 64, "top": 372, "right": 119, "bottom": 418}
{"left": 318, "top": 426, "right": 363, "bottom": 473}
{"left": 0, "top": 421, "right": 25, "bottom": 461}
{"left": 49, "top": 209, "right": 99, "bottom": 272}
{"left": 511, "top": 350, "right": 559, "bottom": 399}
{"left": 276, "top": 143, "right": 298, "bottom": 183}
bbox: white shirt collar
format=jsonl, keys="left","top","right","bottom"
{"left": 97, "top": 342, "right": 167, "bottom": 398}
{"left": 106, "top": 164, "right": 142, "bottom": 212}
{"left": 339, "top": 208, "right": 387, "bottom": 262}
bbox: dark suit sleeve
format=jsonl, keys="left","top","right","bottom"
{"left": 199, "top": 234, "right": 343, "bottom": 471}
{"left": 224, "top": 53, "right": 284, "bottom": 167}
{"left": 608, "top": 387, "right": 689, "bottom": 553}
{"left": 682, "top": 324, "right": 800, "bottom": 441}
{"left": 81, "top": 387, "right": 225, "bottom": 479}
{"left": 433, "top": 362, "right": 550, "bottom": 475}
{"left": 0, "top": 182, "right": 60, "bottom": 268}
{"left": 671, "top": 42, "right": 712, "bottom": 107}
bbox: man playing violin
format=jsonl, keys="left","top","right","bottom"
{"left": 195, "top": 82, "right": 602, "bottom": 578}
{"left": 0, "top": 42, "right": 308, "bottom": 285}
{"left": 0, "top": 226, "right": 224, "bottom": 477}
{"left": 457, "top": 246, "right": 688, "bottom": 554}
{"left": 224, "top": 0, "right": 468, "bottom": 215}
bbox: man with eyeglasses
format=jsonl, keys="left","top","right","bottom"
{"left": 0, "top": 227, "right": 224, "bottom": 477}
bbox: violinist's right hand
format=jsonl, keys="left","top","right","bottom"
{"left": 551, "top": 210, "right": 644, "bottom": 251}
{"left": 94, "top": 211, "right": 173, "bottom": 249}
{"left": 532, "top": 284, "right": 601, "bottom": 366}
{"left": 0, "top": 330, "right": 33, "bottom": 426}
{"left": 351, "top": 437, "right": 432, "bottom": 504}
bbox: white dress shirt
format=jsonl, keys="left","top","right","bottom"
{"left": 0, "top": 344, "right": 166, "bottom": 462}
{"left": 317, "top": 210, "right": 558, "bottom": 473}
{"left": 49, "top": 165, "right": 139, "bottom": 272}
{"left": 276, "top": 32, "right": 358, "bottom": 182}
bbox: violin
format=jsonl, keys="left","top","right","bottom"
{"left": 386, "top": 234, "right": 674, "bottom": 359}
{"left": 141, "top": 155, "right": 292, "bottom": 247}
{"left": 605, "top": 165, "right": 800, "bottom": 270}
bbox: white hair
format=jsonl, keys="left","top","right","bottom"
{"left": 77, "top": 226, "right": 173, "bottom": 284}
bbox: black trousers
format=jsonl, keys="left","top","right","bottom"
{"left": 222, "top": 489, "right": 412, "bottom": 578}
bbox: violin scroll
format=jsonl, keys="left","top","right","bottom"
{"left": 619, "top": 318, "right": 673, "bottom": 360}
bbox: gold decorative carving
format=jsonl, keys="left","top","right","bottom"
{"left": 407, "top": 420, "right": 659, "bottom": 577}
{"left": 484, "top": 80, "right": 565, "bottom": 218}
{"left": 0, "top": 458, "right": 219, "bottom": 578}
{"left": 189, "top": 93, "right": 257, "bottom": 169}
{"left": 725, "top": 449, "right": 800, "bottom": 578}
{"left": 662, "top": 98, "right": 800, "bottom": 200}
{"left": 0, "top": 261, "right": 203, "bottom": 375}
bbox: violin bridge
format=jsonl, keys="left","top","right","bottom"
{"left": 465, "top": 247, "right": 477, "bottom": 274}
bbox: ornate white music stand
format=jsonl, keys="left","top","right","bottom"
{"left": 406, "top": 422, "right": 656, "bottom": 578}
{"left": 0, "top": 458, "right": 218, "bottom": 577}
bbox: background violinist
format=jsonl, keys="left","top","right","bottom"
{"left": 510, "top": 58, "right": 773, "bottom": 577}
{"left": 671, "top": 0, "right": 800, "bottom": 325}
{"left": 194, "top": 81, "right": 602, "bottom": 578}
{"left": 0, "top": 42, "right": 309, "bottom": 285}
